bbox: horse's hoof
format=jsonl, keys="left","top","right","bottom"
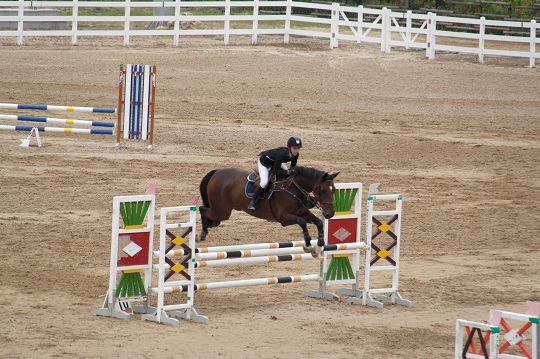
{"left": 198, "top": 233, "right": 207, "bottom": 242}
{"left": 302, "top": 244, "right": 311, "bottom": 253}
{"left": 311, "top": 245, "right": 322, "bottom": 258}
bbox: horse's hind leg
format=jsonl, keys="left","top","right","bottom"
{"left": 198, "top": 206, "right": 224, "bottom": 241}
{"left": 199, "top": 206, "right": 210, "bottom": 242}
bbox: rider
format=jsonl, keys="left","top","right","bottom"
{"left": 248, "top": 136, "right": 302, "bottom": 211}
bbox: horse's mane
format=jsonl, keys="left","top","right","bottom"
{"left": 292, "top": 166, "right": 325, "bottom": 179}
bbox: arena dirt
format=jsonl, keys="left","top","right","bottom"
{"left": 0, "top": 35, "right": 539, "bottom": 358}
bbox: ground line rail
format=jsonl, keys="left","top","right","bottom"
{"left": 151, "top": 274, "right": 322, "bottom": 294}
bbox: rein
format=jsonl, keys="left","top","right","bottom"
{"left": 273, "top": 174, "right": 330, "bottom": 210}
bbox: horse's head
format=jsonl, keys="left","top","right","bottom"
{"left": 314, "top": 171, "right": 340, "bottom": 219}
{"left": 291, "top": 167, "right": 339, "bottom": 219}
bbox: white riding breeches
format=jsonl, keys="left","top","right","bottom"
{"left": 257, "top": 160, "right": 270, "bottom": 188}
{"left": 257, "top": 160, "right": 288, "bottom": 189}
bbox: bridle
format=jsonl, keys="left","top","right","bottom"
{"left": 274, "top": 174, "right": 333, "bottom": 211}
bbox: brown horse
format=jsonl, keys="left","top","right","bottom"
{"left": 198, "top": 166, "right": 339, "bottom": 257}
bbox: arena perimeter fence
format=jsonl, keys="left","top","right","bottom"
{"left": 0, "top": 0, "right": 538, "bottom": 67}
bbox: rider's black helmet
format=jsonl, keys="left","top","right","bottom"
{"left": 287, "top": 136, "right": 302, "bottom": 148}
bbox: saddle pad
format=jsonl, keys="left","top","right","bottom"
{"left": 245, "top": 180, "right": 256, "bottom": 197}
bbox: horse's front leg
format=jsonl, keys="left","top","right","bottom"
{"left": 280, "top": 214, "right": 313, "bottom": 254}
{"left": 300, "top": 222, "right": 312, "bottom": 253}
{"left": 303, "top": 211, "right": 325, "bottom": 257}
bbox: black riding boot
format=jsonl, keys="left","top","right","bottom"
{"left": 248, "top": 186, "right": 264, "bottom": 211}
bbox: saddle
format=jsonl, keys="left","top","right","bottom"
{"left": 245, "top": 172, "right": 276, "bottom": 199}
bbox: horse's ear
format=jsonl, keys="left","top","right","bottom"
{"left": 326, "top": 171, "right": 340, "bottom": 180}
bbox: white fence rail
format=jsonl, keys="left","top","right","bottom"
{"left": 0, "top": 0, "right": 538, "bottom": 67}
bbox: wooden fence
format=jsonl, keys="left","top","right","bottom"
{"left": 0, "top": 0, "right": 538, "bottom": 67}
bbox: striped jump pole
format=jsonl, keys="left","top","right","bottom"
{"left": 0, "top": 124, "right": 114, "bottom": 135}
{"left": 194, "top": 253, "right": 318, "bottom": 268}
{"left": 152, "top": 253, "right": 318, "bottom": 271}
{"left": 153, "top": 245, "right": 310, "bottom": 260}
{"left": 0, "top": 103, "right": 116, "bottom": 113}
{"left": 0, "top": 114, "right": 115, "bottom": 127}
{"left": 195, "top": 240, "right": 307, "bottom": 253}
{"left": 151, "top": 242, "right": 367, "bottom": 270}
{"left": 195, "top": 242, "right": 365, "bottom": 260}
{"left": 151, "top": 275, "right": 321, "bottom": 294}
{"left": 153, "top": 242, "right": 365, "bottom": 261}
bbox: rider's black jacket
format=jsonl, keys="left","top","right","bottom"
{"left": 259, "top": 147, "right": 298, "bottom": 177}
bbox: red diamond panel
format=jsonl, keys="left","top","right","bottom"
{"left": 327, "top": 218, "right": 358, "bottom": 244}
{"left": 117, "top": 231, "right": 150, "bottom": 267}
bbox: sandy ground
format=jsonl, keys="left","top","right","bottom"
{"left": 0, "top": 35, "right": 539, "bottom": 359}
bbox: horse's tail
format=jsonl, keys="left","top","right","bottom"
{"left": 200, "top": 169, "right": 218, "bottom": 208}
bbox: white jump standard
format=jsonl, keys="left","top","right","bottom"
{"left": 141, "top": 206, "right": 207, "bottom": 326}
{"left": 92, "top": 194, "right": 155, "bottom": 320}
{"left": 336, "top": 194, "right": 412, "bottom": 308}
{"left": 306, "top": 182, "right": 365, "bottom": 301}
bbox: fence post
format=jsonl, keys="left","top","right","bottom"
{"left": 427, "top": 12, "right": 436, "bottom": 60}
{"left": 173, "top": 0, "right": 181, "bottom": 47}
{"left": 124, "top": 0, "right": 131, "bottom": 47}
{"left": 405, "top": 10, "right": 412, "bottom": 49}
{"left": 252, "top": 0, "right": 259, "bottom": 45}
{"left": 384, "top": 8, "right": 391, "bottom": 53}
{"left": 224, "top": 0, "right": 231, "bottom": 45}
{"left": 530, "top": 20, "right": 537, "bottom": 68}
{"left": 356, "top": 5, "right": 364, "bottom": 44}
{"left": 380, "top": 7, "right": 386, "bottom": 51}
{"left": 72, "top": 0, "right": 79, "bottom": 45}
{"left": 284, "top": 0, "right": 292, "bottom": 44}
{"left": 478, "top": 16, "right": 485, "bottom": 64}
{"left": 17, "top": 0, "right": 24, "bottom": 45}
{"left": 330, "top": 3, "right": 339, "bottom": 48}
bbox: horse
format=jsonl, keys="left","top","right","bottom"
{"left": 198, "top": 166, "right": 339, "bottom": 257}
